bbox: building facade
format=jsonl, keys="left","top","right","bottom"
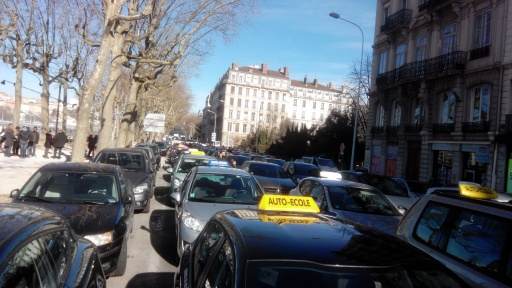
{"left": 201, "top": 63, "right": 349, "bottom": 147}
{"left": 367, "top": 0, "right": 512, "bottom": 193}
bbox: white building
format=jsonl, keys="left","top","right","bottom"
{"left": 201, "top": 63, "right": 350, "bottom": 146}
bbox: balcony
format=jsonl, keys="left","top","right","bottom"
{"left": 371, "top": 126, "right": 385, "bottom": 135}
{"left": 462, "top": 121, "right": 490, "bottom": 133}
{"left": 405, "top": 124, "right": 423, "bottom": 133}
{"left": 469, "top": 45, "right": 491, "bottom": 60}
{"left": 381, "top": 9, "right": 412, "bottom": 34}
{"left": 376, "top": 51, "right": 467, "bottom": 89}
{"left": 387, "top": 126, "right": 399, "bottom": 137}
{"left": 418, "top": 0, "right": 444, "bottom": 11}
{"left": 432, "top": 123, "right": 455, "bottom": 134}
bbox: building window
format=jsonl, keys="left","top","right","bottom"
{"left": 252, "top": 100, "right": 256, "bottom": 109}
{"left": 313, "top": 102, "right": 316, "bottom": 109}
{"left": 260, "top": 102, "right": 264, "bottom": 110}
{"left": 440, "top": 91, "right": 457, "bottom": 124}
{"left": 390, "top": 100, "right": 401, "bottom": 127}
{"left": 228, "top": 122, "right": 232, "bottom": 132}
{"left": 383, "top": 6, "right": 389, "bottom": 25}
{"left": 235, "top": 123, "right": 239, "bottom": 132}
{"left": 312, "top": 112, "right": 316, "bottom": 120}
{"left": 328, "top": 104, "right": 332, "bottom": 110}
{"left": 250, "top": 125, "right": 255, "bottom": 132}
{"left": 395, "top": 43, "right": 407, "bottom": 68}
{"left": 238, "top": 87, "right": 242, "bottom": 95}
{"left": 268, "top": 91, "right": 272, "bottom": 100}
{"left": 261, "top": 90, "right": 265, "bottom": 98}
{"left": 321, "top": 103, "right": 324, "bottom": 110}
{"left": 441, "top": 23, "right": 457, "bottom": 54}
{"left": 275, "top": 92, "right": 279, "bottom": 100}
{"left": 229, "top": 110, "right": 233, "bottom": 119}
{"left": 282, "top": 94, "right": 286, "bottom": 101}
{"left": 237, "top": 99, "right": 241, "bottom": 107}
{"left": 281, "top": 104, "right": 285, "bottom": 112}
{"left": 302, "top": 100, "right": 306, "bottom": 108}
{"left": 320, "top": 114, "right": 324, "bottom": 122}
{"left": 415, "top": 34, "right": 428, "bottom": 61}
{"left": 245, "top": 100, "right": 249, "bottom": 108}
{"left": 293, "top": 111, "right": 297, "bottom": 119}
{"left": 470, "top": 84, "right": 490, "bottom": 122}
{"left": 473, "top": 10, "right": 491, "bottom": 49}
{"left": 243, "top": 124, "right": 247, "bottom": 133}
{"left": 301, "top": 111, "right": 305, "bottom": 120}
{"left": 229, "top": 98, "right": 234, "bottom": 106}
{"left": 378, "top": 50, "right": 388, "bottom": 74}
{"left": 375, "top": 104, "right": 385, "bottom": 127}
{"left": 253, "top": 89, "right": 257, "bottom": 97}
{"left": 274, "top": 103, "right": 278, "bottom": 111}
{"left": 251, "top": 112, "right": 255, "bottom": 121}
{"left": 267, "top": 102, "right": 271, "bottom": 110}
{"left": 239, "top": 76, "right": 243, "bottom": 83}
{"left": 401, "top": 0, "right": 407, "bottom": 9}
{"left": 293, "top": 99, "right": 297, "bottom": 106}
{"left": 230, "top": 86, "right": 235, "bottom": 94}
{"left": 245, "top": 88, "right": 250, "bottom": 96}
{"left": 413, "top": 102, "right": 424, "bottom": 126}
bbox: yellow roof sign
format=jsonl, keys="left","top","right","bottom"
{"left": 258, "top": 195, "right": 320, "bottom": 213}
{"left": 459, "top": 182, "right": 497, "bottom": 200}
{"left": 258, "top": 214, "right": 319, "bottom": 225}
{"left": 189, "top": 149, "right": 205, "bottom": 156}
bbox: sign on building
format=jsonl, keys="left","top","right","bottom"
{"left": 143, "top": 113, "right": 166, "bottom": 133}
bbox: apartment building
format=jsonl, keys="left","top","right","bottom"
{"left": 367, "top": 0, "right": 512, "bottom": 193}
{"left": 201, "top": 63, "right": 349, "bottom": 147}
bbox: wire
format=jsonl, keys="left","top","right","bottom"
{"left": 0, "top": 79, "right": 61, "bottom": 101}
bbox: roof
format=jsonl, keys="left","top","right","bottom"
{"left": 39, "top": 162, "right": 118, "bottom": 173}
{"left": 237, "top": 66, "right": 288, "bottom": 80}
{"left": 195, "top": 166, "right": 250, "bottom": 176}
{"left": 290, "top": 79, "right": 341, "bottom": 93}
{"left": 216, "top": 210, "right": 437, "bottom": 267}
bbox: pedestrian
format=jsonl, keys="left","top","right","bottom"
{"left": 12, "top": 126, "right": 20, "bottom": 156}
{"left": 19, "top": 126, "right": 30, "bottom": 158}
{"left": 43, "top": 128, "right": 53, "bottom": 158}
{"left": 87, "top": 134, "right": 98, "bottom": 158}
{"left": 2, "top": 124, "right": 15, "bottom": 157}
{"left": 28, "top": 127, "right": 40, "bottom": 157}
{"left": 53, "top": 129, "right": 67, "bottom": 159}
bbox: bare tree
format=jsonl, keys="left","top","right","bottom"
{"left": 346, "top": 53, "right": 371, "bottom": 138}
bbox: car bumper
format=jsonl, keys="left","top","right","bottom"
{"left": 134, "top": 193, "right": 149, "bottom": 210}
{"left": 97, "top": 237, "right": 124, "bottom": 274}
{"left": 178, "top": 223, "right": 200, "bottom": 256}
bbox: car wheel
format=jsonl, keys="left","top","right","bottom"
{"left": 88, "top": 272, "right": 105, "bottom": 288}
{"left": 110, "top": 241, "right": 127, "bottom": 277}
{"left": 143, "top": 199, "right": 151, "bottom": 213}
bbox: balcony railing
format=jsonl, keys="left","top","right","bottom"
{"left": 432, "top": 123, "right": 455, "bottom": 133}
{"left": 387, "top": 126, "right": 399, "bottom": 136}
{"left": 381, "top": 9, "right": 412, "bottom": 34}
{"left": 377, "top": 51, "right": 467, "bottom": 89}
{"left": 371, "top": 126, "right": 385, "bottom": 135}
{"left": 462, "top": 121, "right": 490, "bottom": 133}
{"left": 469, "top": 45, "right": 491, "bottom": 60}
{"left": 405, "top": 124, "right": 423, "bottom": 133}
{"left": 418, "top": 0, "right": 444, "bottom": 11}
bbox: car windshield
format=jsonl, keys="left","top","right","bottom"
{"left": 294, "top": 164, "right": 320, "bottom": 177}
{"left": 98, "top": 152, "right": 146, "bottom": 171}
{"left": 360, "top": 175, "right": 409, "bottom": 197}
{"left": 246, "top": 261, "right": 466, "bottom": 288}
{"left": 19, "top": 171, "right": 119, "bottom": 203}
{"left": 188, "top": 173, "right": 262, "bottom": 204}
{"left": 317, "top": 158, "right": 336, "bottom": 168}
{"left": 249, "top": 163, "right": 287, "bottom": 178}
{"left": 328, "top": 186, "right": 399, "bottom": 216}
{"left": 178, "top": 158, "right": 211, "bottom": 173}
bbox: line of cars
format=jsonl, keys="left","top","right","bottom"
{"left": 1, "top": 142, "right": 165, "bottom": 285}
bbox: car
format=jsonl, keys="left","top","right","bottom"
{"left": 0, "top": 203, "right": 106, "bottom": 287}
{"left": 312, "top": 157, "right": 342, "bottom": 180}
{"left": 226, "top": 154, "right": 250, "bottom": 168}
{"left": 425, "top": 182, "right": 512, "bottom": 202}
{"left": 94, "top": 148, "right": 154, "bottom": 212}
{"left": 10, "top": 162, "right": 134, "bottom": 276}
{"left": 250, "top": 154, "right": 267, "bottom": 162}
{"left": 283, "top": 161, "right": 320, "bottom": 184}
{"left": 340, "top": 171, "right": 419, "bottom": 210}
{"left": 136, "top": 143, "right": 161, "bottom": 169}
{"left": 171, "top": 166, "right": 264, "bottom": 256}
{"left": 291, "top": 178, "right": 402, "bottom": 235}
{"left": 135, "top": 146, "right": 158, "bottom": 172}
{"left": 174, "top": 194, "right": 469, "bottom": 288}
{"left": 155, "top": 141, "right": 168, "bottom": 156}
{"left": 241, "top": 161, "right": 296, "bottom": 194}
{"left": 265, "top": 157, "right": 285, "bottom": 166}
{"left": 167, "top": 154, "right": 216, "bottom": 193}
{"left": 397, "top": 183, "right": 512, "bottom": 288}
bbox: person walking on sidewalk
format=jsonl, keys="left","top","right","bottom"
{"left": 2, "top": 124, "right": 15, "bottom": 157}
{"left": 43, "top": 129, "right": 53, "bottom": 158}
{"left": 87, "top": 134, "right": 97, "bottom": 158}
{"left": 12, "top": 126, "right": 20, "bottom": 156}
{"left": 28, "top": 127, "right": 40, "bottom": 157}
{"left": 19, "top": 126, "right": 30, "bottom": 158}
{"left": 53, "top": 129, "right": 67, "bottom": 159}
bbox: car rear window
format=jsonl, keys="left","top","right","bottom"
{"left": 360, "top": 175, "right": 409, "bottom": 197}
{"left": 249, "top": 163, "right": 286, "bottom": 178}
{"left": 294, "top": 164, "right": 320, "bottom": 177}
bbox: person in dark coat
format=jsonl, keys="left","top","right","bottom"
{"left": 43, "top": 128, "right": 53, "bottom": 158}
{"left": 12, "top": 126, "right": 20, "bottom": 155}
{"left": 2, "top": 124, "right": 15, "bottom": 157}
{"left": 28, "top": 127, "right": 40, "bottom": 157}
{"left": 18, "top": 126, "right": 30, "bottom": 158}
{"left": 53, "top": 129, "right": 67, "bottom": 159}
{"left": 87, "top": 134, "right": 95, "bottom": 158}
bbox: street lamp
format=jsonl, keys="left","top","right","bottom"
{"left": 206, "top": 109, "right": 217, "bottom": 144}
{"left": 329, "top": 12, "right": 365, "bottom": 170}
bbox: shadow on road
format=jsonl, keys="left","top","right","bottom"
{"left": 154, "top": 186, "right": 175, "bottom": 208}
{"left": 162, "top": 173, "right": 171, "bottom": 183}
{"left": 126, "top": 272, "right": 175, "bottom": 288}
{"left": 149, "top": 209, "right": 179, "bottom": 266}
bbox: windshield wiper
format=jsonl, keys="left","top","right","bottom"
{"left": 18, "top": 195, "right": 55, "bottom": 203}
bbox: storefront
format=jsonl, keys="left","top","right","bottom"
{"left": 460, "top": 144, "right": 490, "bottom": 186}
{"left": 370, "top": 143, "right": 385, "bottom": 175}
{"left": 385, "top": 144, "right": 398, "bottom": 177}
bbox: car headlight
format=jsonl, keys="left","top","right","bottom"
{"left": 134, "top": 183, "right": 149, "bottom": 194}
{"left": 182, "top": 211, "right": 203, "bottom": 232}
{"left": 84, "top": 231, "right": 113, "bottom": 246}
{"left": 173, "top": 178, "right": 181, "bottom": 188}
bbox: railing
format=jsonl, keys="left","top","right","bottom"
{"left": 371, "top": 126, "right": 385, "bottom": 135}
{"left": 405, "top": 124, "right": 423, "bottom": 133}
{"left": 469, "top": 45, "right": 491, "bottom": 60}
{"left": 418, "top": 0, "right": 444, "bottom": 11}
{"left": 432, "top": 123, "right": 455, "bottom": 133}
{"left": 376, "top": 51, "right": 467, "bottom": 89}
{"left": 462, "top": 121, "right": 490, "bottom": 133}
{"left": 381, "top": 9, "right": 412, "bottom": 33}
{"left": 387, "top": 126, "right": 399, "bottom": 136}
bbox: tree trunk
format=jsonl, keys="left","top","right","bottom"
{"left": 62, "top": 80, "right": 68, "bottom": 132}
{"left": 13, "top": 38, "right": 23, "bottom": 126}
{"left": 40, "top": 67, "right": 50, "bottom": 130}
{"left": 117, "top": 80, "right": 141, "bottom": 147}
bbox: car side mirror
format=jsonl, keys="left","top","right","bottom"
{"left": 126, "top": 195, "right": 133, "bottom": 204}
{"left": 10, "top": 189, "right": 20, "bottom": 198}
{"left": 170, "top": 191, "right": 181, "bottom": 204}
{"left": 397, "top": 206, "right": 408, "bottom": 215}
{"left": 166, "top": 167, "right": 173, "bottom": 173}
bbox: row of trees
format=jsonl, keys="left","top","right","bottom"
{"left": 0, "top": 0, "right": 251, "bottom": 160}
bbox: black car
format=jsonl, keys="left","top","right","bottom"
{"left": 0, "top": 203, "right": 106, "bottom": 287}
{"left": 241, "top": 161, "right": 296, "bottom": 194}
{"left": 10, "top": 162, "right": 134, "bottom": 276}
{"left": 135, "top": 146, "right": 158, "bottom": 172}
{"left": 226, "top": 154, "right": 249, "bottom": 168}
{"left": 94, "top": 148, "right": 154, "bottom": 212}
{"left": 175, "top": 208, "right": 468, "bottom": 287}
{"left": 283, "top": 161, "right": 320, "bottom": 183}
{"left": 265, "top": 157, "right": 285, "bottom": 166}
{"left": 155, "top": 141, "right": 168, "bottom": 156}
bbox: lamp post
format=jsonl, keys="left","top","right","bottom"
{"left": 206, "top": 109, "right": 217, "bottom": 144}
{"left": 329, "top": 12, "right": 365, "bottom": 170}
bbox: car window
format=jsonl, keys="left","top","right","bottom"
{"left": 414, "top": 202, "right": 451, "bottom": 248}
{"left": 179, "top": 158, "right": 211, "bottom": 173}
{"left": 189, "top": 173, "right": 262, "bottom": 204}
{"left": 295, "top": 164, "right": 320, "bottom": 177}
{"left": 310, "top": 183, "right": 326, "bottom": 210}
{"left": 99, "top": 152, "right": 118, "bottom": 165}
{"left": 248, "top": 163, "right": 287, "bottom": 178}
{"left": 116, "top": 153, "right": 146, "bottom": 171}
{"left": 203, "top": 239, "right": 235, "bottom": 288}
{"left": 299, "top": 180, "right": 312, "bottom": 195}
{"left": 317, "top": 158, "right": 336, "bottom": 168}
{"left": 193, "top": 222, "right": 225, "bottom": 285}
{"left": 328, "top": 186, "right": 400, "bottom": 216}
{"left": 361, "top": 175, "right": 409, "bottom": 197}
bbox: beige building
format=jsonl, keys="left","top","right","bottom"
{"left": 367, "top": 0, "right": 512, "bottom": 192}
{"left": 201, "top": 63, "right": 349, "bottom": 146}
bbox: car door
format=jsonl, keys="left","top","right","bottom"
{"left": 175, "top": 171, "right": 195, "bottom": 235}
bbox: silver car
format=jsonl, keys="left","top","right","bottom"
{"left": 291, "top": 177, "right": 402, "bottom": 235}
{"left": 171, "top": 166, "right": 264, "bottom": 256}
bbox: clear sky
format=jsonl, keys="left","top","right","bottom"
{"left": 0, "top": 0, "right": 376, "bottom": 111}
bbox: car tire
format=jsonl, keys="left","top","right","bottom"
{"left": 110, "top": 241, "right": 127, "bottom": 277}
{"left": 143, "top": 199, "right": 151, "bottom": 213}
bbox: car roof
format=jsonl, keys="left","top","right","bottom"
{"left": 302, "top": 177, "right": 377, "bottom": 190}
{"left": 183, "top": 154, "right": 214, "bottom": 160}
{"left": 245, "top": 160, "right": 280, "bottom": 167}
{"left": 98, "top": 148, "right": 145, "bottom": 154}
{"left": 429, "top": 190, "right": 512, "bottom": 212}
{"left": 215, "top": 210, "right": 438, "bottom": 267}
{"left": 195, "top": 166, "right": 251, "bottom": 176}
{"left": 290, "top": 162, "right": 318, "bottom": 168}
{"left": 38, "top": 162, "right": 118, "bottom": 173}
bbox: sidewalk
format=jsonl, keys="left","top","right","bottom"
{"left": 0, "top": 146, "right": 72, "bottom": 203}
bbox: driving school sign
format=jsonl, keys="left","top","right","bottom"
{"left": 143, "top": 113, "right": 166, "bottom": 133}
{"left": 258, "top": 195, "right": 320, "bottom": 213}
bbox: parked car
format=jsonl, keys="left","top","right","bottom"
{"left": 94, "top": 148, "right": 154, "bottom": 212}
{"left": 167, "top": 154, "right": 215, "bottom": 193}
{"left": 135, "top": 146, "right": 158, "bottom": 172}
{"left": 283, "top": 161, "right": 320, "bottom": 184}
{"left": 340, "top": 171, "right": 418, "bottom": 210}
{"left": 0, "top": 203, "right": 106, "bottom": 287}
{"left": 10, "top": 162, "right": 134, "bottom": 276}
{"left": 311, "top": 157, "right": 342, "bottom": 180}
{"left": 291, "top": 178, "right": 402, "bottom": 235}
{"left": 397, "top": 183, "right": 512, "bottom": 287}
{"left": 171, "top": 166, "right": 263, "bottom": 256}
{"left": 250, "top": 155, "right": 267, "bottom": 162}
{"left": 136, "top": 143, "right": 161, "bottom": 169}
{"left": 241, "top": 161, "right": 296, "bottom": 194}
{"left": 155, "top": 141, "right": 168, "bottom": 156}
{"left": 226, "top": 154, "right": 250, "bottom": 168}
{"left": 265, "top": 157, "right": 285, "bottom": 166}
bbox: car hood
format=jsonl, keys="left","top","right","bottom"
{"left": 184, "top": 201, "right": 257, "bottom": 225}
{"left": 20, "top": 201, "right": 122, "bottom": 235}
{"left": 123, "top": 170, "right": 150, "bottom": 186}
{"left": 254, "top": 176, "right": 295, "bottom": 189}
{"left": 385, "top": 195, "right": 418, "bottom": 209}
{"left": 333, "top": 210, "right": 402, "bottom": 236}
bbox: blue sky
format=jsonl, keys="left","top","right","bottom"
{"left": 0, "top": 0, "right": 376, "bottom": 111}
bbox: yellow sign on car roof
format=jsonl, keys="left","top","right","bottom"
{"left": 459, "top": 182, "right": 497, "bottom": 200}
{"left": 189, "top": 149, "right": 205, "bottom": 156}
{"left": 258, "top": 214, "right": 319, "bottom": 225}
{"left": 258, "top": 194, "right": 320, "bottom": 214}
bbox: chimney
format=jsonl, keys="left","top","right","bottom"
{"left": 261, "top": 64, "right": 268, "bottom": 74}
{"left": 283, "top": 66, "right": 289, "bottom": 77}
{"left": 303, "top": 76, "right": 308, "bottom": 84}
{"left": 313, "top": 79, "right": 318, "bottom": 87}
